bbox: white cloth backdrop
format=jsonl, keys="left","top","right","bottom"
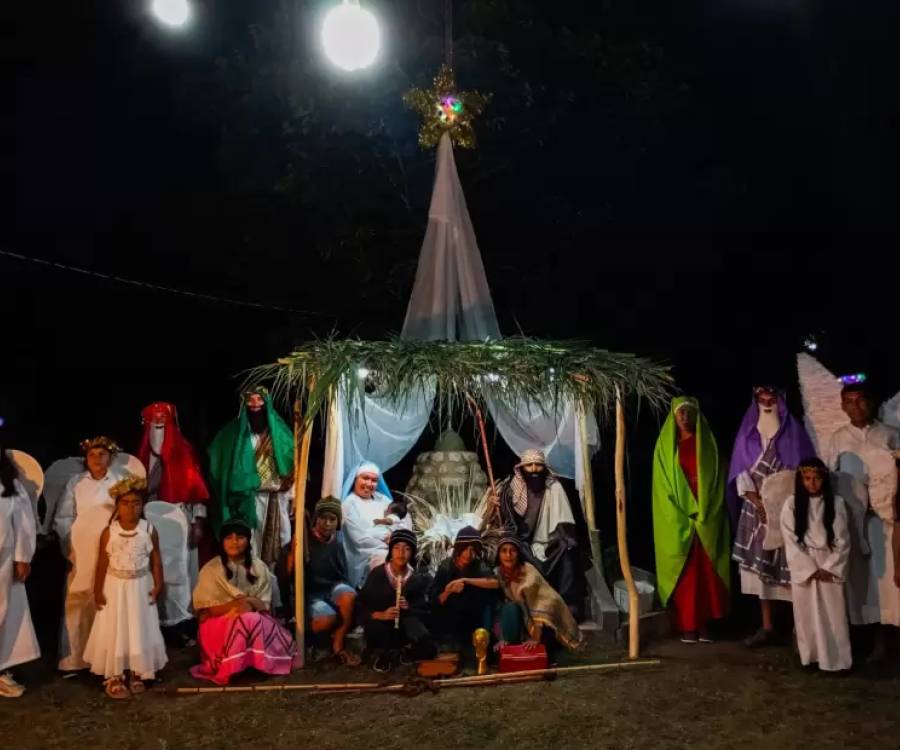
{"left": 323, "top": 132, "right": 598, "bottom": 498}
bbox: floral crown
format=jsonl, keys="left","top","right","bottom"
{"left": 109, "top": 474, "right": 148, "bottom": 501}
{"left": 80, "top": 436, "right": 120, "bottom": 455}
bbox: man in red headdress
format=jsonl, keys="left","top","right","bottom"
{"left": 137, "top": 402, "right": 210, "bottom": 631}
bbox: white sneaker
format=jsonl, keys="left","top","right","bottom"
{"left": 0, "top": 672, "right": 25, "bottom": 698}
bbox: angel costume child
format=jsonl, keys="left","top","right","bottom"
{"left": 82, "top": 475, "right": 168, "bottom": 699}
{"left": 781, "top": 459, "right": 852, "bottom": 672}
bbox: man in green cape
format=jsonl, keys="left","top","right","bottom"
{"left": 652, "top": 397, "right": 730, "bottom": 642}
{"left": 208, "top": 387, "right": 294, "bottom": 566}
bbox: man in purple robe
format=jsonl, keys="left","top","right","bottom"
{"left": 728, "top": 386, "right": 815, "bottom": 647}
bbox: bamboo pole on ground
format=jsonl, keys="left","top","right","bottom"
{"left": 614, "top": 386, "right": 640, "bottom": 659}
{"left": 293, "top": 381, "right": 315, "bottom": 665}
{"left": 165, "top": 658, "right": 661, "bottom": 695}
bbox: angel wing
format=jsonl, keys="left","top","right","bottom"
{"left": 42, "top": 456, "right": 86, "bottom": 535}
{"left": 112, "top": 452, "right": 147, "bottom": 479}
{"left": 760, "top": 470, "right": 795, "bottom": 550}
{"left": 879, "top": 388, "right": 900, "bottom": 432}
{"left": 8, "top": 450, "right": 44, "bottom": 522}
{"left": 797, "top": 353, "right": 848, "bottom": 459}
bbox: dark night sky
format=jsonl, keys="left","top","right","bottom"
{"left": 2, "top": 1, "right": 898, "bottom": 567}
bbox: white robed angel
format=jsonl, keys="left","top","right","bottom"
{"left": 797, "top": 354, "right": 900, "bottom": 636}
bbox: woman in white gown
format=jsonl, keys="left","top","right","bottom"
{"left": 0, "top": 447, "right": 40, "bottom": 698}
{"left": 780, "top": 458, "right": 852, "bottom": 672}
{"left": 341, "top": 462, "right": 412, "bottom": 588}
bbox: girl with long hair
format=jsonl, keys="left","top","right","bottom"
{"left": 190, "top": 519, "right": 299, "bottom": 684}
{"left": 780, "top": 457, "right": 852, "bottom": 672}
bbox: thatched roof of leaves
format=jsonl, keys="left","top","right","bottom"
{"left": 249, "top": 336, "right": 673, "bottom": 427}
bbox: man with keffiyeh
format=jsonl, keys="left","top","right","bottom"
{"left": 497, "top": 449, "right": 581, "bottom": 613}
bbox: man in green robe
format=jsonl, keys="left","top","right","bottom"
{"left": 208, "top": 387, "right": 294, "bottom": 566}
{"left": 652, "top": 397, "right": 730, "bottom": 642}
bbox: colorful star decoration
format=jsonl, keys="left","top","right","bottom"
{"left": 403, "top": 64, "right": 491, "bottom": 150}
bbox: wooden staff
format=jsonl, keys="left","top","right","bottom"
{"left": 577, "top": 403, "right": 601, "bottom": 564}
{"left": 164, "top": 658, "right": 661, "bottom": 695}
{"left": 464, "top": 392, "right": 499, "bottom": 524}
{"left": 394, "top": 573, "right": 402, "bottom": 630}
{"left": 293, "top": 379, "right": 315, "bottom": 666}
{"left": 614, "top": 386, "right": 640, "bottom": 659}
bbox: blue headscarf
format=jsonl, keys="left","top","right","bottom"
{"left": 341, "top": 460, "right": 393, "bottom": 502}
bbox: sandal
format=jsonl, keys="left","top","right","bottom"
{"left": 334, "top": 649, "right": 361, "bottom": 667}
{"left": 104, "top": 675, "right": 130, "bottom": 700}
{"left": 128, "top": 676, "right": 146, "bottom": 694}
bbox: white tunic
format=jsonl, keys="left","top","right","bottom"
{"left": 147, "top": 450, "right": 209, "bottom": 625}
{"left": 54, "top": 471, "right": 121, "bottom": 556}
{"left": 781, "top": 495, "right": 852, "bottom": 671}
{"left": 735, "top": 438, "right": 792, "bottom": 602}
{"left": 828, "top": 421, "right": 900, "bottom": 626}
{"left": 248, "top": 434, "right": 292, "bottom": 561}
{"left": 0, "top": 480, "right": 40, "bottom": 671}
{"left": 530, "top": 482, "right": 576, "bottom": 562}
{"left": 56, "top": 470, "right": 121, "bottom": 670}
{"left": 82, "top": 520, "right": 168, "bottom": 679}
{"left": 341, "top": 492, "right": 412, "bottom": 587}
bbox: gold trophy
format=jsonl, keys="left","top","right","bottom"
{"left": 472, "top": 628, "right": 490, "bottom": 675}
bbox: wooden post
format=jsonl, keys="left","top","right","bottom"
{"left": 293, "top": 386, "right": 315, "bottom": 665}
{"left": 465, "top": 393, "right": 500, "bottom": 525}
{"left": 614, "top": 386, "right": 640, "bottom": 659}
{"left": 577, "top": 405, "right": 600, "bottom": 562}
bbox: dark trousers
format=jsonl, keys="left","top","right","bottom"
{"left": 364, "top": 616, "right": 437, "bottom": 659}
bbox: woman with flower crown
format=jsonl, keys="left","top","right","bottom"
{"left": 55, "top": 436, "right": 128, "bottom": 672}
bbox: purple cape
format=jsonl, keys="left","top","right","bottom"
{"left": 726, "top": 393, "right": 815, "bottom": 529}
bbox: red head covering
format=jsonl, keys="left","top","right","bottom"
{"left": 137, "top": 401, "right": 209, "bottom": 504}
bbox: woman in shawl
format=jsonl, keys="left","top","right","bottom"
{"left": 190, "top": 519, "right": 299, "bottom": 685}
{"left": 493, "top": 536, "right": 583, "bottom": 653}
{"left": 652, "top": 397, "right": 730, "bottom": 643}
{"left": 341, "top": 461, "right": 412, "bottom": 588}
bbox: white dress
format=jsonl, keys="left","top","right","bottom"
{"left": 0, "top": 480, "right": 40, "bottom": 671}
{"left": 828, "top": 421, "right": 900, "bottom": 626}
{"left": 82, "top": 520, "right": 168, "bottom": 679}
{"left": 781, "top": 495, "right": 852, "bottom": 672}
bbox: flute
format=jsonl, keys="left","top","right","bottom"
{"left": 394, "top": 575, "right": 402, "bottom": 630}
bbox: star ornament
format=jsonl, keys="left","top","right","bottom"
{"left": 403, "top": 65, "right": 490, "bottom": 149}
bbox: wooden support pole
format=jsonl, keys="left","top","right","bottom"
{"left": 465, "top": 393, "right": 499, "bottom": 525}
{"left": 293, "top": 386, "right": 315, "bottom": 665}
{"left": 614, "top": 386, "right": 640, "bottom": 659}
{"left": 577, "top": 404, "right": 600, "bottom": 562}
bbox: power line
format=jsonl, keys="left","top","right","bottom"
{"left": 1, "top": 248, "right": 337, "bottom": 318}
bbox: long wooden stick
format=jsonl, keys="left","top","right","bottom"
{"left": 165, "top": 658, "right": 661, "bottom": 695}
{"left": 614, "top": 386, "right": 640, "bottom": 659}
{"left": 464, "top": 393, "right": 499, "bottom": 524}
{"left": 293, "top": 381, "right": 315, "bottom": 665}
{"left": 577, "top": 404, "right": 600, "bottom": 563}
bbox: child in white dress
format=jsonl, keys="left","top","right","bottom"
{"left": 780, "top": 457, "right": 852, "bottom": 672}
{"left": 83, "top": 474, "right": 167, "bottom": 698}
